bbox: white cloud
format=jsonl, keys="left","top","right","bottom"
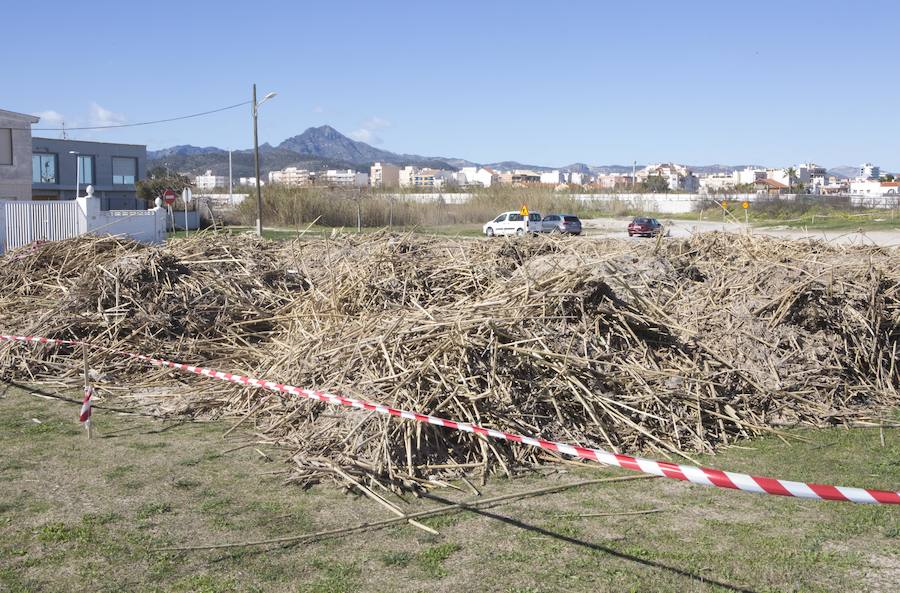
{"left": 313, "top": 105, "right": 325, "bottom": 114}
{"left": 88, "top": 102, "right": 126, "bottom": 127}
{"left": 349, "top": 116, "right": 391, "bottom": 145}
{"left": 35, "top": 110, "right": 65, "bottom": 126}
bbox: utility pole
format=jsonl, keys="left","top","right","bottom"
{"left": 253, "top": 84, "right": 262, "bottom": 236}
{"left": 252, "top": 84, "right": 278, "bottom": 237}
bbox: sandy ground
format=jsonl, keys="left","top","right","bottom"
{"left": 581, "top": 216, "right": 900, "bottom": 247}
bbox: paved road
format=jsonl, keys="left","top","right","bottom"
{"left": 581, "top": 217, "right": 900, "bottom": 248}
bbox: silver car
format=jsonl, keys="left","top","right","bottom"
{"left": 541, "top": 214, "right": 582, "bottom": 235}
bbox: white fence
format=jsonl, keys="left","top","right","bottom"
{"left": 0, "top": 196, "right": 167, "bottom": 254}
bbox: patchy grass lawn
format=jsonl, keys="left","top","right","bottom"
{"left": 1, "top": 384, "right": 897, "bottom": 593}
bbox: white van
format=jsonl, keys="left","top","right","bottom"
{"left": 483, "top": 211, "right": 543, "bottom": 237}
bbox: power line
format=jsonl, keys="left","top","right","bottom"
{"left": 21, "top": 100, "right": 252, "bottom": 131}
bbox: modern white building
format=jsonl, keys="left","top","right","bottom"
{"left": 457, "top": 166, "right": 497, "bottom": 188}
{"left": 370, "top": 162, "right": 400, "bottom": 188}
{"left": 268, "top": 167, "right": 310, "bottom": 186}
{"left": 566, "top": 172, "right": 587, "bottom": 185}
{"left": 540, "top": 170, "right": 564, "bottom": 185}
{"left": 399, "top": 165, "right": 416, "bottom": 188}
{"left": 0, "top": 108, "right": 40, "bottom": 200}
{"left": 238, "top": 176, "right": 264, "bottom": 187}
{"left": 321, "top": 169, "right": 368, "bottom": 187}
{"left": 194, "top": 169, "right": 226, "bottom": 190}
{"left": 859, "top": 163, "right": 880, "bottom": 180}
{"left": 699, "top": 173, "right": 737, "bottom": 193}
{"left": 411, "top": 168, "right": 453, "bottom": 189}
{"left": 849, "top": 179, "right": 900, "bottom": 196}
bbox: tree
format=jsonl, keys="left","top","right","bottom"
{"left": 136, "top": 168, "right": 192, "bottom": 203}
{"left": 641, "top": 175, "right": 670, "bottom": 193}
{"left": 880, "top": 174, "right": 895, "bottom": 182}
{"left": 785, "top": 167, "right": 797, "bottom": 192}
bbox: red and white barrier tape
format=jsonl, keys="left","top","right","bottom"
{"left": 2, "top": 333, "right": 898, "bottom": 505}
{"left": 79, "top": 385, "right": 93, "bottom": 425}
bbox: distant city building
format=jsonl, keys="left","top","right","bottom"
{"left": 457, "top": 166, "right": 497, "bottom": 187}
{"left": 0, "top": 108, "right": 40, "bottom": 201}
{"left": 370, "top": 162, "right": 400, "bottom": 188}
{"left": 411, "top": 168, "right": 453, "bottom": 189}
{"left": 859, "top": 163, "right": 880, "bottom": 180}
{"left": 268, "top": 167, "right": 310, "bottom": 186}
{"left": 849, "top": 179, "right": 900, "bottom": 196}
{"left": 238, "top": 176, "right": 264, "bottom": 187}
{"left": 399, "top": 165, "right": 416, "bottom": 188}
{"left": 594, "top": 174, "right": 633, "bottom": 189}
{"left": 512, "top": 170, "right": 541, "bottom": 185}
{"left": 540, "top": 170, "right": 564, "bottom": 185}
{"left": 638, "top": 163, "right": 699, "bottom": 192}
{"left": 699, "top": 173, "right": 736, "bottom": 194}
{"left": 194, "top": 169, "right": 225, "bottom": 190}
{"left": 566, "top": 172, "right": 587, "bottom": 185}
{"left": 321, "top": 169, "right": 368, "bottom": 187}
{"left": 754, "top": 178, "right": 789, "bottom": 195}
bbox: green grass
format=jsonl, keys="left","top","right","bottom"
{"left": 1, "top": 383, "right": 897, "bottom": 593}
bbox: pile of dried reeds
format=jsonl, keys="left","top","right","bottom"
{"left": 1, "top": 231, "right": 897, "bottom": 490}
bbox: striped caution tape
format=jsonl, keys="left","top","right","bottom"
{"left": 2, "top": 333, "right": 898, "bottom": 505}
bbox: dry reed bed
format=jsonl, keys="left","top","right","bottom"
{"left": 0, "top": 232, "right": 897, "bottom": 491}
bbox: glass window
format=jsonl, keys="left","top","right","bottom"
{"left": 563, "top": 216, "right": 579, "bottom": 222}
{"left": 33, "top": 153, "right": 57, "bottom": 183}
{"left": 78, "top": 155, "right": 94, "bottom": 184}
{"left": 0, "top": 129, "right": 11, "bottom": 165}
{"left": 509, "top": 213, "right": 523, "bottom": 221}
{"left": 529, "top": 213, "right": 541, "bottom": 221}
{"left": 112, "top": 157, "right": 137, "bottom": 185}
{"left": 493, "top": 214, "right": 506, "bottom": 223}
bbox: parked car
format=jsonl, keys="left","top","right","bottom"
{"left": 627, "top": 217, "right": 663, "bottom": 237}
{"left": 483, "top": 211, "right": 543, "bottom": 237}
{"left": 541, "top": 214, "right": 582, "bottom": 235}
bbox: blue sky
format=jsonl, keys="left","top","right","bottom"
{"left": 5, "top": 0, "right": 899, "bottom": 168}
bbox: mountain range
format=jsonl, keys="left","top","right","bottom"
{"left": 146, "top": 125, "right": 861, "bottom": 180}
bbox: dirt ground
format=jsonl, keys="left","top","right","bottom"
{"left": 1, "top": 384, "right": 897, "bottom": 593}
{"left": 581, "top": 216, "right": 900, "bottom": 247}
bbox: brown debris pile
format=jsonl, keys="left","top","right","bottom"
{"left": 0, "top": 231, "right": 897, "bottom": 490}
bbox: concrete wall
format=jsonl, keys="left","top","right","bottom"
{"left": 0, "top": 195, "right": 165, "bottom": 254}
{"left": 0, "top": 111, "right": 38, "bottom": 201}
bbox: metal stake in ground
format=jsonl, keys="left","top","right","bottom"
{"left": 81, "top": 344, "right": 93, "bottom": 439}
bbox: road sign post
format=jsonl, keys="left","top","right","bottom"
{"left": 163, "top": 190, "right": 177, "bottom": 232}
{"left": 742, "top": 200, "right": 749, "bottom": 226}
{"left": 182, "top": 188, "right": 192, "bottom": 237}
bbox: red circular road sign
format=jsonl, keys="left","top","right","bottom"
{"left": 162, "top": 189, "right": 177, "bottom": 205}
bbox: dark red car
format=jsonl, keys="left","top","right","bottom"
{"left": 627, "top": 217, "right": 663, "bottom": 237}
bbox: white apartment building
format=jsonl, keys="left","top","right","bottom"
{"left": 370, "top": 162, "right": 400, "bottom": 188}
{"left": 399, "top": 165, "right": 416, "bottom": 188}
{"left": 268, "top": 167, "right": 310, "bottom": 186}
{"left": 859, "top": 163, "right": 880, "bottom": 180}
{"left": 849, "top": 179, "right": 900, "bottom": 196}
{"left": 540, "top": 170, "right": 564, "bottom": 185}
{"left": 457, "top": 166, "right": 497, "bottom": 188}
{"left": 566, "top": 172, "right": 587, "bottom": 185}
{"left": 733, "top": 167, "right": 767, "bottom": 186}
{"left": 322, "top": 169, "right": 369, "bottom": 187}
{"left": 238, "top": 176, "right": 264, "bottom": 187}
{"left": 699, "top": 173, "right": 736, "bottom": 193}
{"left": 411, "top": 168, "right": 453, "bottom": 189}
{"left": 194, "top": 170, "right": 226, "bottom": 190}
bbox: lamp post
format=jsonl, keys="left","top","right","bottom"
{"left": 252, "top": 84, "right": 277, "bottom": 236}
{"left": 69, "top": 150, "right": 80, "bottom": 199}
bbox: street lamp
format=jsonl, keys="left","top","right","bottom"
{"left": 69, "top": 150, "right": 80, "bottom": 199}
{"left": 252, "top": 84, "right": 277, "bottom": 236}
